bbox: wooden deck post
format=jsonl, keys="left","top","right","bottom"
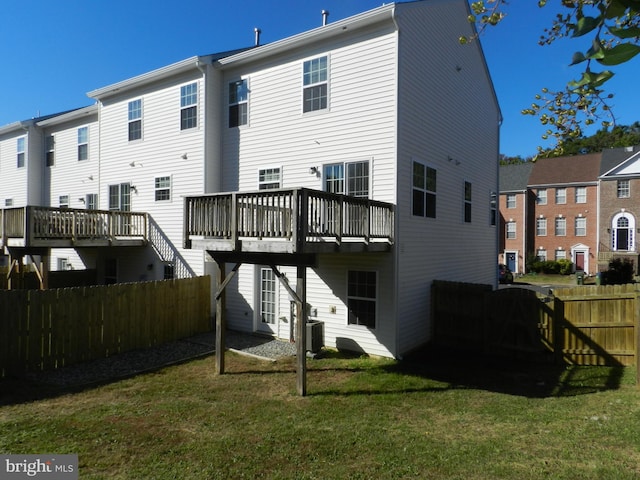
{"left": 216, "top": 261, "right": 226, "bottom": 374}
{"left": 296, "top": 265, "right": 307, "bottom": 396}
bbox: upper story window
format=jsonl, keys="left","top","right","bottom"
{"left": 324, "top": 160, "right": 369, "bottom": 198}
{"left": 464, "top": 182, "right": 472, "bottom": 223}
{"left": 229, "top": 79, "right": 248, "bottom": 127}
{"left": 555, "top": 217, "right": 566, "bottom": 236}
{"left": 155, "top": 176, "right": 171, "bottom": 201}
{"left": 17, "top": 137, "right": 25, "bottom": 168}
{"left": 5, "top": 198, "right": 14, "bottom": 207}
{"left": 258, "top": 168, "right": 281, "bottom": 190}
{"left": 575, "top": 186, "right": 587, "bottom": 203}
{"left": 506, "top": 193, "right": 516, "bottom": 209}
{"left": 59, "top": 195, "right": 70, "bottom": 208}
{"left": 536, "top": 217, "right": 547, "bottom": 236}
{"left": 536, "top": 188, "right": 547, "bottom": 205}
{"left": 575, "top": 216, "right": 586, "bottom": 236}
{"left": 555, "top": 187, "right": 566, "bottom": 204}
{"left": 78, "top": 127, "right": 88, "bottom": 161}
{"left": 128, "top": 99, "right": 142, "bottom": 141}
{"left": 412, "top": 161, "right": 436, "bottom": 218}
{"left": 347, "top": 270, "right": 377, "bottom": 329}
{"left": 506, "top": 221, "right": 516, "bottom": 239}
{"left": 45, "top": 135, "right": 55, "bottom": 167}
{"left": 303, "top": 56, "right": 328, "bottom": 113}
{"left": 617, "top": 179, "right": 630, "bottom": 198}
{"left": 180, "top": 82, "right": 198, "bottom": 130}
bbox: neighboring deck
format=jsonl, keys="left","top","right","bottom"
{"left": 183, "top": 188, "right": 394, "bottom": 258}
{"left": 0, "top": 206, "right": 148, "bottom": 249}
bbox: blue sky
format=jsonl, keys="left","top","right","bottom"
{"left": 0, "top": 1, "right": 636, "bottom": 157}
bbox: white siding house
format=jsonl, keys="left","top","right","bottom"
{"left": 1, "top": 0, "right": 499, "bottom": 358}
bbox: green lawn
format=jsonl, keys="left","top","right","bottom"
{"left": 1, "top": 350, "right": 639, "bottom": 479}
{"left": 515, "top": 272, "right": 595, "bottom": 286}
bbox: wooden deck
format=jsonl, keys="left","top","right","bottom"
{"left": 183, "top": 188, "right": 394, "bottom": 256}
{"left": 0, "top": 206, "right": 148, "bottom": 249}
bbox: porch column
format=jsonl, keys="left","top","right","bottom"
{"left": 296, "top": 265, "right": 307, "bottom": 396}
{"left": 215, "top": 261, "right": 226, "bottom": 374}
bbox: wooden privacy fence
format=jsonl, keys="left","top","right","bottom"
{"left": 0, "top": 276, "right": 211, "bottom": 378}
{"left": 432, "top": 281, "right": 640, "bottom": 374}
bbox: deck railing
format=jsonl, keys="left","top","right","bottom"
{"left": 184, "top": 188, "right": 394, "bottom": 251}
{"left": 1, "top": 206, "right": 148, "bottom": 247}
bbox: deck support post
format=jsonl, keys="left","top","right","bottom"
{"left": 296, "top": 265, "right": 307, "bottom": 396}
{"left": 215, "top": 261, "right": 227, "bottom": 374}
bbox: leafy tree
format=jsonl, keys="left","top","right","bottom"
{"left": 463, "top": 1, "right": 640, "bottom": 155}
{"left": 499, "top": 154, "right": 534, "bottom": 165}
{"left": 553, "top": 121, "right": 640, "bottom": 155}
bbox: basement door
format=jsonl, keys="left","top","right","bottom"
{"left": 257, "top": 266, "right": 279, "bottom": 336}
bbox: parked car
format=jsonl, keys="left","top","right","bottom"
{"left": 498, "top": 264, "right": 514, "bottom": 284}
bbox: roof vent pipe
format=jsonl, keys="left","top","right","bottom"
{"left": 322, "top": 10, "right": 329, "bottom": 26}
{"left": 254, "top": 27, "right": 261, "bottom": 46}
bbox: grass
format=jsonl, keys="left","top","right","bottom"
{"left": 515, "top": 272, "right": 595, "bottom": 286}
{"left": 1, "top": 349, "right": 640, "bottom": 479}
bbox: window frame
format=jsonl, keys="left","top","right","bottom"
{"left": 77, "top": 127, "right": 88, "bottom": 161}
{"left": 258, "top": 167, "right": 281, "bottom": 190}
{"left": 536, "top": 188, "right": 547, "bottom": 205}
{"left": 536, "top": 217, "right": 547, "bottom": 236}
{"left": 228, "top": 79, "right": 248, "bottom": 128}
{"left": 302, "top": 55, "right": 329, "bottom": 113}
{"left": 575, "top": 216, "right": 587, "bottom": 236}
{"left": 86, "top": 193, "right": 98, "bottom": 210}
{"left": 412, "top": 160, "right": 436, "bottom": 218}
{"left": 575, "top": 186, "right": 587, "bottom": 203}
{"left": 506, "top": 193, "right": 516, "bottom": 209}
{"left": 324, "top": 159, "right": 371, "bottom": 198}
{"left": 555, "top": 187, "right": 566, "bottom": 204}
{"left": 59, "top": 195, "right": 70, "bottom": 208}
{"left": 464, "top": 181, "right": 472, "bottom": 223}
{"left": 617, "top": 179, "right": 630, "bottom": 198}
{"left": 537, "top": 249, "right": 547, "bottom": 262}
{"left": 180, "top": 82, "right": 198, "bottom": 130}
{"left": 17, "top": 137, "right": 25, "bottom": 168}
{"left": 45, "top": 135, "right": 55, "bottom": 167}
{"left": 154, "top": 176, "right": 171, "bottom": 202}
{"left": 347, "top": 270, "right": 377, "bottom": 329}
{"left": 506, "top": 221, "right": 516, "bottom": 240}
{"left": 128, "top": 99, "right": 143, "bottom": 141}
{"left": 555, "top": 249, "right": 567, "bottom": 261}
{"left": 555, "top": 217, "right": 566, "bottom": 236}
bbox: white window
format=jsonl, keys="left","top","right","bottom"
{"left": 464, "top": 181, "right": 472, "bottom": 223}
{"left": 180, "top": 82, "right": 198, "bottom": 130}
{"left": 17, "top": 137, "right": 25, "bottom": 168}
{"left": 45, "top": 135, "right": 55, "bottom": 167}
{"left": 5, "top": 198, "right": 14, "bottom": 207}
{"left": 536, "top": 218, "right": 547, "bottom": 236}
{"left": 155, "top": 176, "right": 171, "bottom": 201}
{"left": 555, "top": 187, "right": 566, "bottom": 204}
{"left": 555, "top": 249, "right": 566, "bottom": 261}
{"left": 575, "top": 186, "right": 587, "bottom": 203}
{"left": 617, "top": 180, "right": 630, "bottom": 198}
{"left": 303, "top": 56, "right": 328, "bottom": 113}
{"left": 58, "top": 258, "right": 71, "bottom": 270}
{"left": 537, "top": 249, "right": 547, "bottom": 262}
{"left": 412, "top": 161, "right": 436, "bottom": 218}
{"left": 575, "top": 217, "right": 586, "bottom": 236}
{"left": 86, "top": 193, "right": 98, "bottom": 210}
{"left": 229, "top": 79, "right": 248, "bottom": 127}
{"left": 260, "top": 267, "right": 277, "bottom": 325}
{"left": 324, "top": 161, "right": 369, "bottom": 198}
{"left": 258, "top": 168, "right": 281, "bottom": 190}
{"left": 506, "top": 193, "right": 516, "bottom": 209}
{"left": 347, "top": 270, "right": 377, "bottom": 329}
{"left": 59, "top": 195, "right": 69, "bottom": 208}
{"left": 78, "top": 127, "right": 88, "bottom": 161}
{"left": 128, "top": 99, "right": 142, "bottom": 141}
{"left": 555, "top": 217, "right": 566, "bottom": 236}
{"left": 506, "top": 221, "right": 516, "bottom": 240}
{"left": 536, "top": 188, "right": 547, "bottom": 205}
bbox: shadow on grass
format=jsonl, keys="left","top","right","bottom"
{"left": 388, "top": 345, "right": 629, "bottom": 399}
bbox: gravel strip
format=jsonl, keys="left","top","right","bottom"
{"left": 24, "top": 331, "right": 296, "bottom": 389}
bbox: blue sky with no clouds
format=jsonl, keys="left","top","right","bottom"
{"left": 0, "top": 1, "right": 636, "bottom": 157}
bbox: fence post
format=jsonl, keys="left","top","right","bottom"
{"left": 553, "top": 295, "right": 564, "bottom": 365}
{"left": 636, "top": 291, "right": 640, "bottom": 386}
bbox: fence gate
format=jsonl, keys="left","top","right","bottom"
{"left": 483, "top": 288, "right": 555, "bottom": 362}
